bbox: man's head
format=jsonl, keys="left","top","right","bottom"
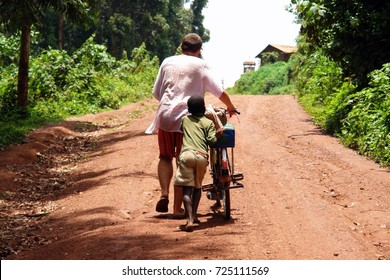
{"left": 187, "top": 95, "right": 205, "bottom": 117}
{"left": 181, "top": 33, "right": 202, "bottom": 53}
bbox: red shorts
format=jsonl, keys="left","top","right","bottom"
{"left": 158, "top": 129, "right": 183, "bottom": 159}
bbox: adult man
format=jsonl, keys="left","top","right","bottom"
{"left": 146, "top": 33, "right": 237, "bottom": 217}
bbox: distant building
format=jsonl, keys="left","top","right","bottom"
{"left": 243, "top": 60, "right": 256, "bottom": 73}
{"left": 256, "top": 44, "right": 297, "bottom": 66}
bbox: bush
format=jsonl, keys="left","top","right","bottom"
{"left": 294, "top": 50, "right": 344, "bottom": 130}
{"left": 0, "top": 34, "right": 159, "bottom": 148}
{"left": 341, "top": 63, "right": 390, "bottom": 165}
{"left": 294, "top": 48, "right": 390, "bottom": 166}
{"left": 230, "top": 61, "right": 295, "bottom": 95}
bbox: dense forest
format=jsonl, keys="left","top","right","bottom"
{"left": 0, "top": 0, "right": 208, "bottom": 114}
{"left": 0, "top": 0, "right": 389, "bottom": 165}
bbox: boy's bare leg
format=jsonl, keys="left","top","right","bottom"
{"left": 192, "top": 188, "right": 201, "bottom": 223}
{"left": 182, "top": 186, "right": 194, "bottom": 229}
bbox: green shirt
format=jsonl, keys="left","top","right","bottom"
{"left": 180, "top": 115, "right": 218, "bottom": 154}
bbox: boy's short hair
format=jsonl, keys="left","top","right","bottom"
{"left": 181, "top": 33, "right": 202, "bottom": 53}
{"left": 187, "top": 95, "right": 205, "bottom": 116}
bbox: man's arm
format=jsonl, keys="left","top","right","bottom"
{"left": 218, "top": 91, "right": 236, "bottom": 116}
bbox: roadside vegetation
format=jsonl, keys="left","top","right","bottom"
{"left": 230, "top": 0, "right": 390, "bottom": 166}
{"left": 229, "top": 60, "right": 295, "bottom": 95}
{"left": 292, "top": 0, "right": 390, "bottom": 166}
{"left": 0, "top": 33, "right": 158, "bottom": 148}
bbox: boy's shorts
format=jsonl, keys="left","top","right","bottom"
{"left": 158, "top": 129, "right": 183, "bottom": 159}
{"left": 174, "top": 149, "right": 208, "bottom": 188}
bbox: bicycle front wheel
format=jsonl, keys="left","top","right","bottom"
{"left": 222, "top": 182, "right": 231, "bottom": 220}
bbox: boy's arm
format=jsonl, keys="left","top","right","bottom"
{"left": 206, "top": 121, "right": 218, "bottom": 146}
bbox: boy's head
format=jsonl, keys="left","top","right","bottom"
{"left": 187, "top": 95, "right": 205, "bottom": 117}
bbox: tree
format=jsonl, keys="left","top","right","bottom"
{"left": 261, "top": 52, "right": 279, "bottom": 65}
{"left": 36, "top": 0, "right": 210, "bottom": 62}
{"left": 190, "top": 0, "right": 209, "bottom": 42}
{"left": 0, "top": 0, "right": 90, "bottom": 116}
{"left": 94, "top": 0, "right": 199, "bottom": 61}
{"left": 290, "top": 0, "right": 390, "bottom": 87}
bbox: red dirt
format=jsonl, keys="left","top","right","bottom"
{"left": 1, "top": 95, "right": 389, "bottom": 260}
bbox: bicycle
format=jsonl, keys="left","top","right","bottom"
{"left": 202, "top": 109, "right": 244, "bottom": 220}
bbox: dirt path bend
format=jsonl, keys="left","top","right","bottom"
{"left": 1, "top": 95, "right": 389, "bottom": 260}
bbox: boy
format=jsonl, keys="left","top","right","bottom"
{"left": 174, "top": 96, "right": 218, "bottom": 231}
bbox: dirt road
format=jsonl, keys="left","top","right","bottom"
{"left": 1, "top": 95, "right": 389, "bottom": 260}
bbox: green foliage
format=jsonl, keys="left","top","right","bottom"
{"left": 230, "top": 61, "right": 295, "bottom": 95}
{"left": 294, "top": 49, "right": 390, "bottom": 166}
{"left": 290, "top": 1, "right": 390, "bottom": 166}
{"left": 294, "top": 49, "right": 344, "bottom": 127}
{"left": 322, "top": 81, "right": 356, "bottom": 134}
{"left": 72, "top": 35, "right": 117, "bottom": 72}
{"left": 0, "top": 64, "right": 18, "bottom": 115}
{"left": 260, "top": 52, "right": 279, "bottom": 65}
{"left": 340, "top": 63, "right": 390, "bottom": 165}
{"left": 29, "top": 49, "right": 73, "bottom": 101}
{"left": 0, "top": 32, "right": 20, "bottom": 68}
{"left": 0, "top": 35, "right": 159, "bottom": 148}
{"left": 45, "top": 0, "right": 207, "bottom": 62}
{"left": 290, "top": 0, "right": 390, "bottom": 87}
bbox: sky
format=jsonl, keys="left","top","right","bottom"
{"left": 200, "top": 0, "right": 301, "bottom": 88}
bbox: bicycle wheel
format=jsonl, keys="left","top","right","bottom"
{"left": 221, "top": 182, "right": 231, "bottom": 220}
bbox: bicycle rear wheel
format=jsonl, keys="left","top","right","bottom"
{"left": 221, "top": 182, "right": 231, "bottom": 220}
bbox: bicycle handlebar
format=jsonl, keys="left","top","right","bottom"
{"left": 232, "top": 108, "right": 240, "bottom": 115}
{"left": 226, "top": 108, "right": 240, "bottom": 115}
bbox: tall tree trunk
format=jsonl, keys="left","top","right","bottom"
{"left": 17, "top": 24, "right": 31, "bottom": 117}
{"left": 58, "top": 13, "right": 63, "bottom": 50}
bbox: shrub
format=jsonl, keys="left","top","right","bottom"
{"left": 0, "top": 34, "right": 159, "bottom": 148}
{"left": 294, "top": 50, "right": 344, "bottom": 129}
{"left": 341, "top": 63, "right": 390, "bottom": 165}
{"left": 231, "top": 61, "right": 295, "bottom": 95}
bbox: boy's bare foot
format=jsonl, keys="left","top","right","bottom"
{"left": 210, "top": 201, "right": 221, "bottom": 211}
{"left": 179, "top": 223, "right": 195, "bottom": 232}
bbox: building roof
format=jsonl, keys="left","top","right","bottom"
{"left": 243, "top": 60, "right": 256, "bottom": 65}
{"left": 256, "top": 44, "right": 297, "bottom": 58}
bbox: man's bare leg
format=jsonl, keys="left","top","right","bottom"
{"left": 158, "top": 157, "right": 173, "bottom": 198}
{"left": 155, "top": 158, "right": 173, "bottom": 212}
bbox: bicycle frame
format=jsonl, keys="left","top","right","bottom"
{"left": 202, "top": 123, "right": 244, "bottom": 220}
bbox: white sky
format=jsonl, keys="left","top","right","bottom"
{"left": 200, "top": 0, "right": 300, "bottom": 88}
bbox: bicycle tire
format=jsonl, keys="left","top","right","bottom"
{"left": 222, "top": 182, "right": 231, "bottom": 220}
